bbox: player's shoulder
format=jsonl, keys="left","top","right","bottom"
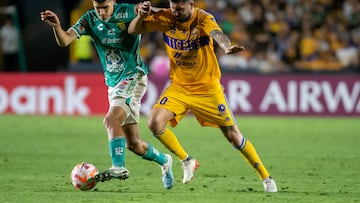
{"left": 114, "top": 3, "right": 134, "bottom": 9}
{"left": 153, "top": 8, "right": 172, "bottom": 17}
{"left": 113, "top": 3, "right": 136, "bottom": 13}
{"left": 84, "top": 8, "right": 96, "bottom": 16}
{"left": 79, "top": 9, "right": 97, "bottom": 23}
{"left": 196, "top": 8, "right": 215, "bottom": 18}
{"left": 195, "top": 8, "right": 216, "bottom": 23}
{"left": 151, "top": 8, "right": 174, "bottom": 21}
{"left": 111, "top": 3, "right": 138, "bottom": 21}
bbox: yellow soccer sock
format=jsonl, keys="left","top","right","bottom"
{"left": 239, "top": 140, "right": 270, "bottom": 180}
{"left": 157, "top": 128, "right": 188, "bottom": 160}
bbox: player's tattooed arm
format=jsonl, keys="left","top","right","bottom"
{"left": 210, "top": 30, "right": 245, "bottom": 54}
{"left": 210, "top": 30, "right": 232, "bottom": 50}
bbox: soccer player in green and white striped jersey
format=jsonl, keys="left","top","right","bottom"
{"left": 40, "top": 0, "right": 174, "bottom": 189}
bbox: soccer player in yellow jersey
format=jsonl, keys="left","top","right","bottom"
{"left": 129, "top": 0, "right": 277, "bottom": 192}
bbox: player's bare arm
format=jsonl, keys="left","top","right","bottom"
{"left": 128, "top": 1, "right": 156, "bottom": 34}
{"left": 210, "top": 30, "right": 245, "bottom": 54}
{"left": 40, "top": 10, "right": 77, "bottom": 47}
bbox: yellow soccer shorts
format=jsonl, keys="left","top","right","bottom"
{"left": 153, "top": 82, "right": 236, "bottom": 128}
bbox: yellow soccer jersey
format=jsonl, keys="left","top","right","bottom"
{"left": 144, "top": 8, "right": 223, "bottom": 93}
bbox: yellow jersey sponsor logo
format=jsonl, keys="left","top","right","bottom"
{"left": 163, "top": 34, "right": 210, "bottom": 51}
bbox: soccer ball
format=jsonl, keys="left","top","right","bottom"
{"left": 70, "top": 162, "right": 98, "bottom": 191}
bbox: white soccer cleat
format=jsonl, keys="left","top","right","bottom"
{"left": 95, "top": 167, "right": 129, "bottom": 182}
{"left": 182, "top": 157, "right": 199, "bottom": 184}
{"left": 108, "top": 167, "right": 129, "bottom": 179}
{"left": 161, "top": 154, "right": 174, "bottom": 189}
{"left": 262, "top": 176, "right": 277, "bottom": 193}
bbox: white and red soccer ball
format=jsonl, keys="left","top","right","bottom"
{"left": 70, "top": 162, "right": 98, "bottom": 191}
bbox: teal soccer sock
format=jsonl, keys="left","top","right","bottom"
{"left": 142, "top": 143, "right": 167, "bottom": 165}
{"left": 109, "top": 137, "right": 126, "bottom": 167}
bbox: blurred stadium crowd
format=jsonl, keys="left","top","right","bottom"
{"left": 144, "top": 0, "right": 360, "bottom": 74}
{"left": 0, "top": 0, "right": 359, "bottom": 74}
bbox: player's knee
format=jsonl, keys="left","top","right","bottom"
{"left": 103, "top": 116, "right": 109, "bottom": 128}
{"left": 221, "top": 125, "right": 244, "bottom": 142}
{"left": 103, "top": 116, "right": 111, "bottom": 128}
{"left": 103, "top": 115, "right": 120, "bottom": 129}
{"left": 231, "top": 130, "right": 246, "bottom": 147}
{"left": 148, "top": 116, "right": 162, "bottom": 135}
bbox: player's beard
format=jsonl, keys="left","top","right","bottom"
{"left": 175, "top": 13, "right": 191, "bottom": 22}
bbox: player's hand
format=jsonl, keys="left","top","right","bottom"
{"left": 40, "top": 10, "right": 60, "bottom": 27}
{"left": 136, "top": 1, "right": 151, "bottom": 17}
{"left": 225, "top": 44, "right": 245, "bottom": 54}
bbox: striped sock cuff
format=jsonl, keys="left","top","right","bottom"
{"left": 234, "top": 137, "right": 247, "bottom": 150}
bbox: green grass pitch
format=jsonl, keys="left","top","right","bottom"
{"left": 0, "top": 115, "right": 359, "bottom": 203}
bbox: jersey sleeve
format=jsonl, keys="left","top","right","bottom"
{"left": 201, "top": 14, "right": 222, "bottom": 36}
{"left": 143, "top": 9, "right": 172, "bottom": 33}
{"left": 70, "top": 14, "right": 89, "bottom": 38}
